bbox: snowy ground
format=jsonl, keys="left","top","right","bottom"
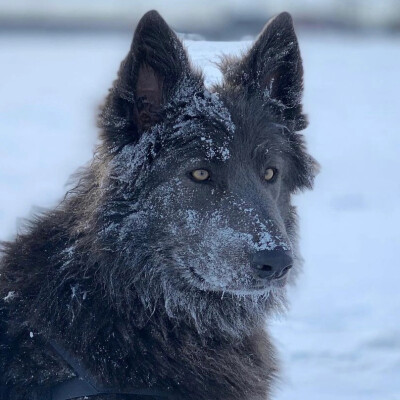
{"left": 1, "top": 32, "right": 400, "bottom": 399}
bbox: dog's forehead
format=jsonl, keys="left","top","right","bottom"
{"left": 168, "top": 85, "right": 235, "bottom": 133}
{"left": 161, "top": 86, "right": 235, "bottom": 161}
{"left": 219, "top": 91, "right": 293, "bottom": 155}
{"left": 134, "top": 82, "right": 288, "bottom": 166}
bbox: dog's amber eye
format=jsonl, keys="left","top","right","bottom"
{"left": 191, "top": 169, "right": 210, "bottom": 181}
{"left": 264, "top": 168, "right": 276, "bottom": 182}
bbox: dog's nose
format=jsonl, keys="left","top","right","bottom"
{"left": 251, "top": 249, "right": 293, "bottom": 280}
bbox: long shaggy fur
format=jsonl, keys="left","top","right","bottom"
{"left": 0, "top": 10, "right": 317, "bottom": 400}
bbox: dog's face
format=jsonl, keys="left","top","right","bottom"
{"left": 97, "top": 11, "right": 316, "bottom": 334}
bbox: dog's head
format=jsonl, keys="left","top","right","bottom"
{"left": 94, "top": 11, "right": 317, "bottom": 336}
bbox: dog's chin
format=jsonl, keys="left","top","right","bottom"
{"left": 218, "top": 277, "right": 288, "bottom": 297}
{"left": 186, "top": 267, "right": 289, "bottom": 296}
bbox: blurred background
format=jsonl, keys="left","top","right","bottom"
{"left": 1, "top": 0, "right": 400, "bottom": 38}
{"left": 1, "top": 1, "right": 400, "bottom": 400}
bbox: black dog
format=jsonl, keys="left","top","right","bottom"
{"left": 0, "top": 10, "right": 317, "bottom": 400}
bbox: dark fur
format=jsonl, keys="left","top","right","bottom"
{"left": 0, "top": 11, "right": 317, "bottom": 400}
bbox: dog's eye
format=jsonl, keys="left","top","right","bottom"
{"left": 191, "top": 169, "right": 210, "bottom": 182}
{"left": 264, "top": 168, "right": 277, "bottom": 182}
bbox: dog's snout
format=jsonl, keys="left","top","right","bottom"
{"left": 251, "top": 249, "right": 293, "bottom": 280}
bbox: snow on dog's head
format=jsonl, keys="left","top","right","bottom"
{"left": 90, "top": 10, "right": 318, "bottom": 337}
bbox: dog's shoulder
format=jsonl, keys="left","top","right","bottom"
{"left": 0, "top": 212, "right": 75, "bottom": 386}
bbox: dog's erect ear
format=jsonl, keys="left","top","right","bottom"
{"left": 223, "top": 12, "right": 307, "bottom": 130}
{"left": 100, "top": 11, "right": 195, "bottom": 146}
{"left": 129, "top": 11, "right": 192, "bottom": 133}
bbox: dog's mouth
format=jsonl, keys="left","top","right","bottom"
{"left": 186, "top": 265, "right": 288, "bottom": 294}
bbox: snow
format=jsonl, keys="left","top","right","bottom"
{"left": 3, "top": 291, "right": 16, "bottom": 302}
{"left": 1, "top": 32, "right": 400, "bottom": 399}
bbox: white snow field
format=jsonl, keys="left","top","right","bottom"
{"left": 1, "top": 32, "right": 400, "bottom": 399}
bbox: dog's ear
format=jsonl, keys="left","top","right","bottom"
{"left": 100, "top": 11, "right": 195, "bottom": 147}
{"left": 129, "top": 11, "right": 192, "bottom": 133}
{"left": 223, "top": 12, "right": 307, "bottom": 130}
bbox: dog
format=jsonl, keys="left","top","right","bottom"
{"left": 0, "top": 10, "right": 317, "bottom": 400}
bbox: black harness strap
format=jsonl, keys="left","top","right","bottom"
{"left": 34, "top": 380, "right": 171, "bottom": 400}
{"left": 0, "top": 340, "right": 173, "bottom": 400}
{"left": 38, "top": 340, "right": 173, "bottom": 400}
{"left": 0, "top": 341, "right": 173, "bottom": 400}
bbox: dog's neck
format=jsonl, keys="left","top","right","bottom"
{"left": 3, "top": 244, "right": 277, "bottom": 400}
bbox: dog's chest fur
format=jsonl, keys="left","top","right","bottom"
{"left": 3, "top": 303, "right": 277, "bottom": 400}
